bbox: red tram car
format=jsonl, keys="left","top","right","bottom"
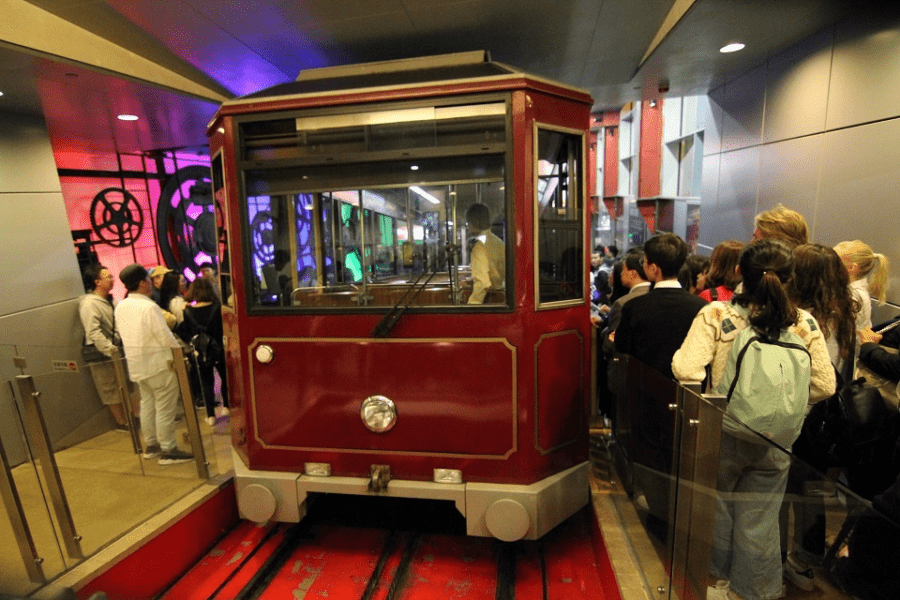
{"left": 207, "top": 51, "right": 593, "bottom": 541}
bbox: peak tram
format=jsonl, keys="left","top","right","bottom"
{"left": 207, "top": 51, "right": 593, "bottom": 540}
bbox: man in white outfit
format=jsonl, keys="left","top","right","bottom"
{"left": 465, "top": 203, "right": 505, "bottom": 304}
{"left": 115, "top": 264, "right": 193, "bottom": 465}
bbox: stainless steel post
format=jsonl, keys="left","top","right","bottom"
{"left": 15, "top": 375, "right": 84, "bottom": 560}
{"left": 110, "top": 347, "right": 141, "bottom": 454}
{"left": 0, "top": 428, "right": 46, "bottom": 583}
{"left": 170, "top": 346, "right": 209, "bottom": 479}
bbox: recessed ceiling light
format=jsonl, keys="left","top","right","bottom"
{"left": 0, "top": 91, "right": 4, "bottom": 97}
{"left": 410, "top": 165, "right": 419, "bottom": 171}
{"left": 720, "top": 43, "right": 745, "bottom": 53}
{"left": 117, "top": 114, "right": 139, "bottom": 121}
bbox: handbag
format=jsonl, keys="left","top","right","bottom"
{"left": 854, "top": 319, "right": 900, "bottom": 411}
{"left": 804, "top": 341, "right": 894, "bottom": 466}
{"left": 81, "top": 344, "right": 106, "bottom": 363}
{"left": 855, "top": 346, "right": 900, "bottom": 411}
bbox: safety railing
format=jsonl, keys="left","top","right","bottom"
{"left": 611, "top": 355, "right": 900, "bottom": 600}
{"left": 0, "top": 342, "right": 228, "bottom": 597}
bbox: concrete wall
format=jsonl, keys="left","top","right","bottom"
{"left": 699, "top": 9, "right": 900, "bottom": 308}
{"left": 0, "top": 110, "right": 105, "bottom": 466}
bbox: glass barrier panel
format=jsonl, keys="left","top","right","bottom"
{"left": 669, "top": 385, "right": 900, "bottom": 600}
{"left": 5, "top": 342, "right": 226, "bottom": 572}
{"left": 611, "top": 356, "right": 680, "bottom": 595}
{"left": 0, "top": 344, "right": 67, "bottom": 595}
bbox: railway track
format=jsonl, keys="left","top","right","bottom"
{"left": 157, "top": 495, "right": 619, "bottom": 600}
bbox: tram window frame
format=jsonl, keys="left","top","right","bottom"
{"left": 235, "top": 97, "right": 515, "bottom": 314}
{"left": 534, "top": 125, "right": 586, "bottom": 310}
{"left": 210, "top": 151, "right": 233, "bottom": 308}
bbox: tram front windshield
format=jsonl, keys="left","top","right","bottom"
{"left": 244, "top": 182, "right": 506, "bottom": 308}
{"left": 239, "top": 102, "right": 509, "bottom": 310}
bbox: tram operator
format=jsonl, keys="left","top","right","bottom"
{"left": 465, "top": 203, "right": 505, "bottom": 304}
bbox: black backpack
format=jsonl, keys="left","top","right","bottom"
{"left": 184, "top": 307, "right": 222, "bottom": 368}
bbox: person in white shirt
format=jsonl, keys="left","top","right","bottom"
{"left": 834, "top": 239, "right": 890, "bottom": 332}
{"left": 115, "top": 264, "right": 193, "bottom": 465}
{"left": 465, "top": 203, "right": 505, "bottom": 304}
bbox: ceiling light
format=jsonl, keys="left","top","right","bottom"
{"left": 117, "top": 114, "right": 139, "bottom": 121}
{"left": 720, "top": 42, "right": 745, "bottom": 53}
{"left": 410, "top": 186, "right": 439, "bottom": 205}
{"left": 410, "top": 165, "right": 419, "bottom": 171}
{"left": 0, "top": 91, "right": 4, "bottom": 97}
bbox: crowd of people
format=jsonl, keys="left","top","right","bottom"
{"left": 79, "top": 261, "right": 229, "bottom": 466}
{"left": 592, "top": 205, "right": 897, "bottom": 600}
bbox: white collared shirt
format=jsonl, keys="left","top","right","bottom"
{"left": 115, "top": 293, "right": 180, "bottom": 381}
{"left": 654, "top": 279, "right": 682, "bottom": 289}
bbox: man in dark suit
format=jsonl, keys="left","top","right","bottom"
{"left": 599, "top": 248, "right": 651, "bottom": 423}
{"left": 613, "top": 233, "right": 707, "bottom": 540}
{"left": 614, "top": 233, "right": 707, "bottom": 378}
{"left": 602, "top": 248, "right": 651, "bottom": 357}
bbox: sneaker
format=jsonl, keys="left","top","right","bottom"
{"left": 142, "top": 444, "right": 162, "bottom": 459}
{"left": 784, "top": 554, "right": 815, "bottom": 591}
{"left": 158, "top": 448, "right": 194, "bottom": 465}
{"left": 206, "top": 416, "right": 216, "bottom": 426}
{"left": 220, "top": 407, "right": 230, "bottom": 417}
{"left": 707, "top": 580, "right": 748, "bottom": 600}
{"left": 707, "top": 580, "right": 734, "bottom": 600}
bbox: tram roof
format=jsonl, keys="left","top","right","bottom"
{"left": 215, "top": 50, "right": 590, "bottom": 116}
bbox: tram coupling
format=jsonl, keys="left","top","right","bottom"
{"left": 368, "top": 464, "right": 391, "bottom": 493}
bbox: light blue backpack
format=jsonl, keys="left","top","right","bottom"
{"left": 715, "top": 326, "right": 811, "bottom": 448}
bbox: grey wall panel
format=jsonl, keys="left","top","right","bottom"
{"left": 0, "top": 192, "right": 83, "bottom": 316}
{"left": 816, "top": 119, "right": 900, "bottom": 303}
{"left": 709, "top": 146, "right": 759, "bottom": 244}
{"left": 0, "top": 300, "right": 106, "bottom": 458}
{"left": 720, "top": 64, "right": 767, "bottom": 152}
{"left": 757, "top": 136, "right": 822, "bottom": 235}
{"left": 827, "top": 12, "right": 900, "bottom": 131}
{"left": 697, "top": 153, "right": 720, "bottom": 252}
{"left": 0, "top": 112, "right": 63, "bottom": 194}
{"left": 701, "top": 89, "right": 724, "bottom": 156}
{"left": 763, "top": 29, "right": 832, "bottom": 144}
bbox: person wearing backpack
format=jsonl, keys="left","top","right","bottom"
{"left": 179, "top": 276, "right": 229, "bottom": 426}
{"left": 672, "top": 239, "right": 835, "bottom": 600}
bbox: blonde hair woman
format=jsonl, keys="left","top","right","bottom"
{"left": 752, "top": 205, "right": 808, "bottom": 249}
{"left": 834, "top": 240, "right": 890, "bottom": 330}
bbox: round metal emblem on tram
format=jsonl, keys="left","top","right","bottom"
{"left": 255, "top": 344, "right": 274, "bottom": 364}
{"left": 360, "top": 395, "right": 397, "bottom": 433}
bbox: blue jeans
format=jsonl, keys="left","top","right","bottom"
{"left": 710, "top": 432, "right": 790, "bottom": 600}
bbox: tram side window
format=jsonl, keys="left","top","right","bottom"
{"left": 536, "top": 128, "right": 584, "bottom": 306}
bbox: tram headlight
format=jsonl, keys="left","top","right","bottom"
{"left": 255, "top": 344, "right": 274, "bottom": 364}
{"left": 360, "top": 395, "right": 397, "bottom": 433}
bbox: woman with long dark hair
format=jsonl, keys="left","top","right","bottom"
{"left": 780, "top": 244, "right": 860, "bottom": 591}
{"left": 673, "top": 239, "right": 834, "bottom": 600}
{"left": 790, "top": 244, "right": 860, "bottom": 370}
{"left": 179, "top": 277, "right": 229, "bottom": 426}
